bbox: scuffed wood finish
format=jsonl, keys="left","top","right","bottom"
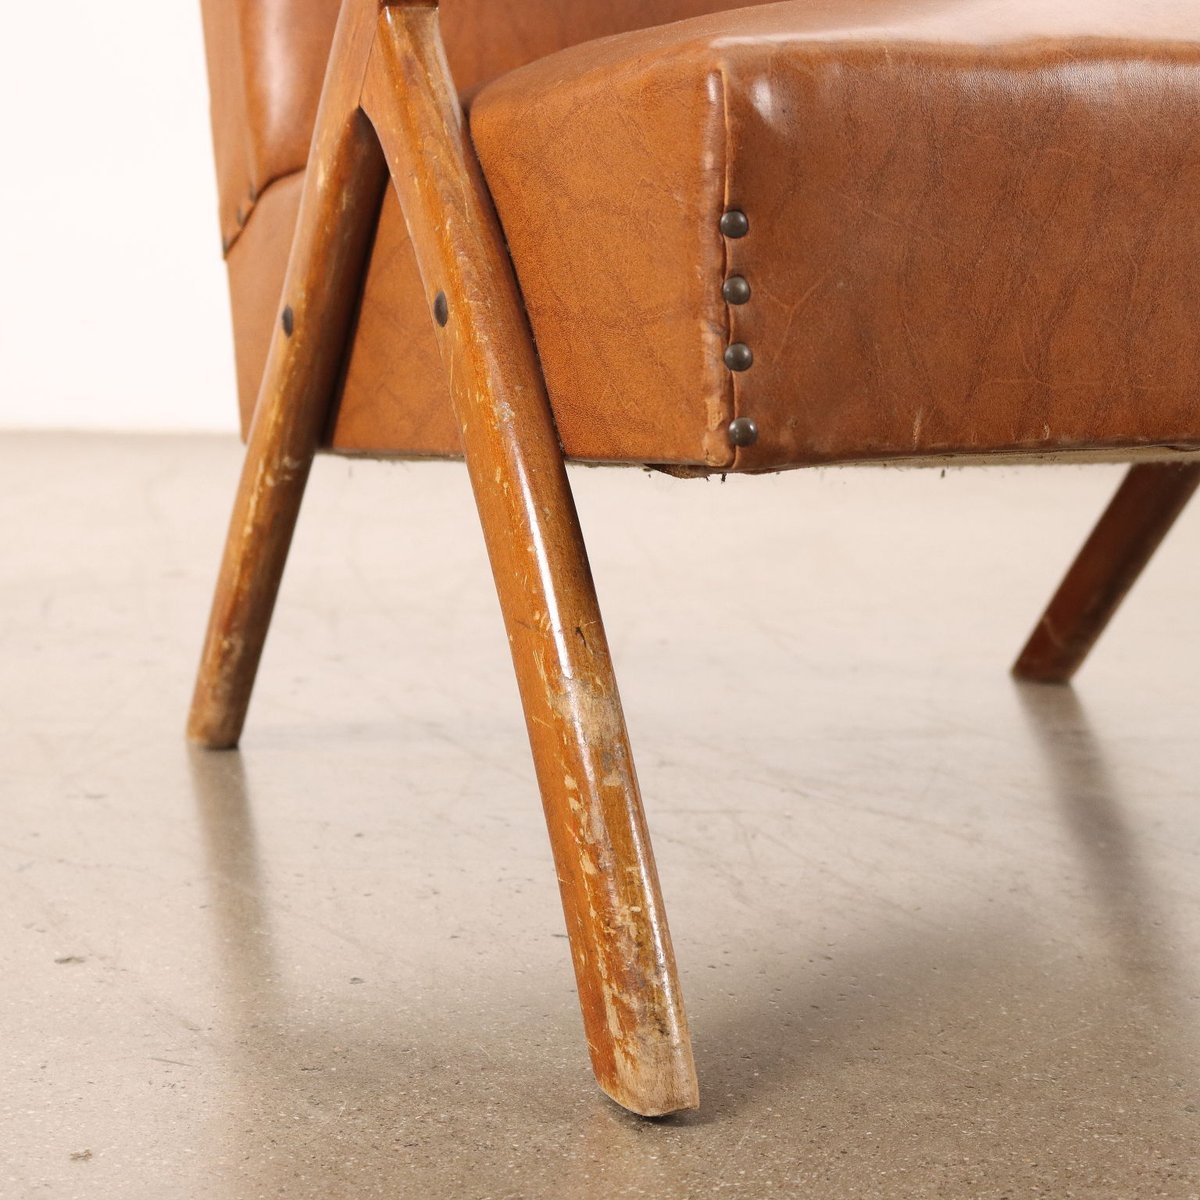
{"left": 359, "top": 4, "right": 698, "bottom": 1115}
{"left": 191, "top": 0, "right": 697, "bottom": 1117}
{"left": 1014, "top": 463, "right": 1200, "bottom": 684}
{"left": 188, "top": 1, "right": 387, "bottom": 748}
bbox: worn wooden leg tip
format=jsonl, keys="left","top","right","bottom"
{"left": 1010, "top": 667, "right": 1073, "bottom": 686}
{"left": 185, "top": 695, "right": 245, "bottom": 750}
{"left": 596, "top": 1045, "right": 700, "bottom": 1118}
{"left": 1010, "top": 633, "right": 1077, "bottom": 686}
{"left": 1011, "top": 667, "right": 1073, "bottom": 686}
{"left": 185, "top": 725, "right": 241, "bottom": 751}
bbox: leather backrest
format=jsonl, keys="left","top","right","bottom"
{"left": 199, "top": 0, "right": 780, "bottom": 250}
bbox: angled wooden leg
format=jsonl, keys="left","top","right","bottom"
{"left": 360, "top": 6, "right": 698, "bottom": 1115}
{"left": 188, "top": 3, "right": 387, "bottom": 748}
{"left": 1013, "top": 463, "right": 1200, "bottom": 684}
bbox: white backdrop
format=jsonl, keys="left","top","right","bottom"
{"left": 0, "top": 4, "right": 239, "bottom": 432}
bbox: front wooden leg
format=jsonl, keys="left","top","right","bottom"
{"left": 361, "top": 6, "right": 698, "bottom": 1114}
{"left": 188, "top": 2, "right": 387, "bottom": 748}
{"left": 1013, "top": 462, "right": 1200, "bottom": 684}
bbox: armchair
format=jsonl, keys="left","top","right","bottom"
{"left": 192, "top": 0, "right": 1200, "bottom": 1114}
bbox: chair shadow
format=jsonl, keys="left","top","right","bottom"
{"left": 187, "top": 747, "right": 283, "bottom": 1022}
{"left": 1012, "top": 680, "right": 1182, "bottom": 991}
{"left": 185, "top": 695, "right": 1198, "bottom": 1194}
{"left": 186, "top": 747, "right": 616, "bottom": 1192}
{"left": 671, "top": 680, "right": 1195, "bottom": 1119}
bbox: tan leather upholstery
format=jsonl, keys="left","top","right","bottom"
{"left": 204, "top": 0, "right": 1200, "bottom": 469}
{"left": 203, "top": 0, "right": 784, "bottom": 448}
{"left": 200, "top": 0, "right": 783, "bottom": 253}
{"left": 225, "top": 171, "right": 465, "bottom": 456}
{"left": 199, "top": 0, "right": 339, "bottom": 251}
{"left": 471, "top": 0, "right": 1200, "bottom": 469}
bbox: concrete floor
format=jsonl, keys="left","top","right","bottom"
{"left": 4, "top": 433, "right": 1199, "bottom": 1198}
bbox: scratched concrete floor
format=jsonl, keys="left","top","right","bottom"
{"left": 4, "top": 432, "right": 1199, "bottom": 1198}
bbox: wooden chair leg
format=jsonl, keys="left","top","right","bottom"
{"left": 1013, "top": 463, "right": 1200, "bottom": 684}
{"left": 360, "top": 5, "right": 698, "bottom": 1115}
{"left": 187, "top": 3, "right": 387, "bottom": 748}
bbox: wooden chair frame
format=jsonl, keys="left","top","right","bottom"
{"left": 188, "top": 0, "right": 1198, "bottom": 1116}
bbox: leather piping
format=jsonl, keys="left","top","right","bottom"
{"left": 223, "top": 164, "right": 308, "bottom": 258}
{"left": 710, "top": 60, "right": 737, "bottom": 469}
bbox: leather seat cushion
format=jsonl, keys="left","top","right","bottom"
{"left": 466, "top": 0, "right": 1200, "bottom": 470}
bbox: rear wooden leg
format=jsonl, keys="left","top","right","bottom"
{"left": 188, "top": 2, "right": 387, "bottom": 748}
{"left": 360, "top": 6, "right": 698, "bottom": 1115}
{"left": 1013, "top": 463, "right": 1200, "bottom": 684}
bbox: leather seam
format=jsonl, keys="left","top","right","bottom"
{"left": 710, "top": 61, "right": 737, "bottom": 470}
{"left": 222, "top": 166, "right": 308, "bottom": 258}
{"left": 219, "top": 1, "right": 263, "bottom": 253}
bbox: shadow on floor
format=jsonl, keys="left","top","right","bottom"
{"left": 185, "top": 698, "right": 1200, "bottom": 1197}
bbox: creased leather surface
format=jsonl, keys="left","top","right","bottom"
{"left": 226, "top": 172, "right": 465, "bottom": 455}
{"left": 204, "top": 0, "right": 783, "bottom": 456}
{"left": 471, "top": 0, "right": 1200, "bottom": 469}
{"left": 334, "top": 187, "right": 463, "bottom": 457}
{"left": 224, "top": 170, "right": 303, "bottom": 437}
{"left": 199, "top": 0, "right": 340, "bottom": 251}
{"left": 200, "top": 0, "right": 782, "bottom": 253}
{"left": 472, "top": 51, "right": 733, "bottom": 466}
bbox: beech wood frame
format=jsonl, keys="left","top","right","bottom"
{"left": 189, "top": 0, "right": 696, "bottom": 1117}
{"left": 188, "top": 0, "right": 1198, "bottom": 1116}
